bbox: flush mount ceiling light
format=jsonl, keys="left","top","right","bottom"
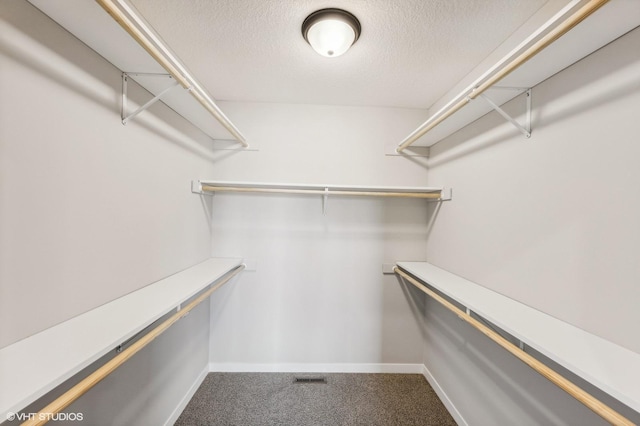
{"left": 302, "top": 8, "right": 361, "bottom": 58}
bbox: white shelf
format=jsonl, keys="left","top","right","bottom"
{"left": 0, "top": 257, "right": 243, "bottom": 419}
{"left": 29, "top": 1, "right": 639, "bottom": 149}
{"left": 27, "top": 0, "right": 239, "bottom": 142}
{"left": 396, "top": 261, "right": 640, "bottom": 413}
{"left": 412, "top": 0, "right": 640, "bottom": 147}
{"left": 195, "top": 180, "right": 445, "bottom": 198}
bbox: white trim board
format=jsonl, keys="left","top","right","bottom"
{"left": 208, "top": 363, "right": 424, "bottom": 374}
{"left": 164, "top": 366, "right": 209, "bottom": 426}
{"left": 421, "top": 364, "right": 468, "bottom": 426}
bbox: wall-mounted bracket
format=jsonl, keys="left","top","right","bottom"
{"left": 478, "top": 87, "right": 532, "bottom": 138}
{"left": 121, "top": 72, "right": 181, "bottom": 125}
{"left": 242, "top": 259, "right": 258, "bottom": 271}
{"left": 191, "top": 180, "right": 215, "bottom": 197}
{"left": 322, "top": 187, "right": 329, "bottom": 215}
{"left": 385, "top": 144, "right": 430, "bottom": 157}
{"left": 427, "top": 187, "right": 453, "bottom": 203}
{"left": 382, "top": 264, "right": 398, "bottom": 274}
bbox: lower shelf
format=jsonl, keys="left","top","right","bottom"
{"left": 0, "top": 257, "right": 243, "bottom": 419}
{"left": 395, "top": 261, "right": 640, "bottom": 415}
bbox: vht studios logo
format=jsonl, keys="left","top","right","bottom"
{"left": 6, "top": 412, "right": 84, "bottom": 422}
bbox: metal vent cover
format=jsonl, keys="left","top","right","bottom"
{"left": 293, "top": 377, "right": 327, "bottom": 384}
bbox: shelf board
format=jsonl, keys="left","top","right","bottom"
{"left": 27, "top": 0, "right": 237, "bottom": 141}
{"left": 0, "top": 257, "right": 242, "bottom": 419}
{"left": 413, "top": 0, "right": 640, "bottom": 147}
{"left": 396, "top": 261, "right": 640, "bottom": 413}
{"left": 195, "top": 180, "right": 445, "bottom": 199}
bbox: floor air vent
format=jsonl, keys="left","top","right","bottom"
{"left": 293, "top": 377, "right": 327, "bottom": 384}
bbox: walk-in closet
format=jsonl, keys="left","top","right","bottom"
{"left": 1, "top": 0, "right": 639, "bottom": 425}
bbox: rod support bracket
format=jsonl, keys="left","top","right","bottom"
{"left": 428, "top": 187, "right": 453, "bottom": 203}
{"left": 191, "top": 180, "right": 203, "bottom": 194}
{"left": 322, "top": 187, "right": 329, "bottom": 215}
{"left": 121, "top": 72, "right": 180, "bottom": 125}
{"left": 479, "top": 87, "right": 532, "bottom": 138}
{"left": 440, "top": 187, "right": 453, "bottom": 202}
{"left": 191, "top": 180, "right": 216, "bottom": 198}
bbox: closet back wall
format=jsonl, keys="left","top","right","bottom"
{"left": 205, "top": 103, "right": 431, "bottom": 369}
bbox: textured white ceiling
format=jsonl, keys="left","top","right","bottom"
{"left": 129, "top": 0, "right": 548, "bottom": 109}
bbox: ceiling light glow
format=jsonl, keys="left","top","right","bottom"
{"left": 302, "top": 9, "right": 361, "bottom": 58}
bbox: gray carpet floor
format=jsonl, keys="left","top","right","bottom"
{"left": 175, "top": 373, "right": 457, "bottom": 426}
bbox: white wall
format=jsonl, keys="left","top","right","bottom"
{"left": 423, "top": 27, "right": 640, "bottom": 425}
{"left": 1, "top": 1, "right": 215, "bottom": 423}
{"left": 205, "top": 102, "right": 431, "bottom": 370}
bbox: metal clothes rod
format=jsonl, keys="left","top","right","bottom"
{"left": 21, "top": 265, "right": 245, "bottom": 426}
{"left": 95, "top": 0, "right": 248, "bottom": 147}
{"left": 200, "top": 184, "right": 443, "bottom": 199}
{"left": 393, "top": 266, "right": 633, "bottom": 426}
{"left": 396, "top": 0, "right": 609, "bottom": 153}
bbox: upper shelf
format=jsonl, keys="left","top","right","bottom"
{"left": 401, "top": 0, "right": 640, "bottom": 148}
{"left": 27, "top": 0, "right": 246, "bottom": 144}
{"left": 28, "top": 1, "right": 639, "bottom": 150}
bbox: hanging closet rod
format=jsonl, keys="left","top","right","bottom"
{"left": 396, "top": 0, "right": 609, "bottom": 153}
{"left": 393, "top": 266, "right": 634, "bottom": 426}
{"left": 96, "top": 0, "right": 248, "bottom": 147}
{"left": 195, "top": 181, "right": 444, "bottom": 199}
{"left": 202, "top": 185, "right": 442, "bottom": 199}
{"left": 21, "top": 265, "right": 245, "bottom": 426}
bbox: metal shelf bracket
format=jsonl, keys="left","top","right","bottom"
{"left": 121, "top": 72, "right": 181, "bottom": 125}
{"left": 322, "top": 187, "right": 329, "bottom": 215}
{"left": 427, "top": 187, "right": 453, "bottom": 203}
{"left": 478, "top": 87, "right": 532, "bottom": 138}
{"left": 191, "top": 180, "right": 215, "bottom": 197}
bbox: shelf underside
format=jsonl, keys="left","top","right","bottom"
{"left": 28, "top": 1, "right": 639, "bottom": 147}
{"left": 410, "top": 0, "right": 640, "bottom": 147}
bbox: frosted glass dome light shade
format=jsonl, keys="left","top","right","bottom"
{"left": 302, "top": 9, "right": 361, "bottom": 58}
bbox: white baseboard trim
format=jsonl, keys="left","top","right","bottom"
{"left": 209, "top": 362, "right": 424, "bottom": 374}
{"left": 164, "top": 366, "right": 209, "bottom": 426}
{"left": 421, "top": 364, "right": 468, "bottom": 426}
